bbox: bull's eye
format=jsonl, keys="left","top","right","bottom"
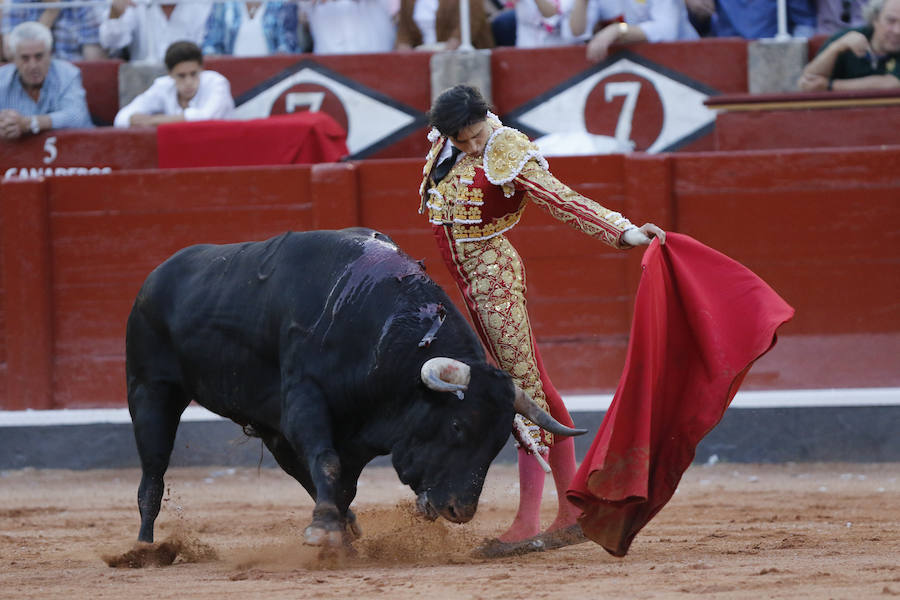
{"left": 450, "top": 417, "right": 464, "bottom": 440}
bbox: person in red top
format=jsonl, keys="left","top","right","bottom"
{"left": 419, "top": 84, "right": 665, "bottom": 555}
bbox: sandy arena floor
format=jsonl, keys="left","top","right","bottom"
{"left": 1, "top": 461, "right": 898, "bottom": 599}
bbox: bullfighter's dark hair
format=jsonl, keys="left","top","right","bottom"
{"left": 165, "top": 40, "right": 203, "bottom": 71}
{"left": 427, "top": 85, "right": 491, "bottom": 139}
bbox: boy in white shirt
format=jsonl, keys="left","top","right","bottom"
{"left": 114, "top": 41, "right": 234, "bottom": 128}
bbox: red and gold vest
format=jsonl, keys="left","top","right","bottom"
{"left": 418, "top": 116, "right": 632, "bottom": 248}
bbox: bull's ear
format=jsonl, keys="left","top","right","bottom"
{"left": 513, "top": 387, "right": 587, "bottom": 437}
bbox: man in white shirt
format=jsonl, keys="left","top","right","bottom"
{"left": 99, "top": 0, "right": 212, "bottom": 63}
{"left": 569, "top": 0, "right": 699, "bottom": 62}
{"left": 114, "top": 41, "right": 234, "bottom": 127}
{"left": 303, "top": 0, "right": 396, "bottom": 54}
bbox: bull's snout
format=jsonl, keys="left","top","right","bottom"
{"left": 441, "top": 501, "right": 476, "bottom": 523}
{"left": 415, "top": 491, "right": 477, "bottom": 524}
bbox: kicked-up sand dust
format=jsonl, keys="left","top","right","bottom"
{"left": 1, "top": 462, "right": 898, "bottom": 599}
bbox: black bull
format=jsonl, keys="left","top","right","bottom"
{"left": 126, "top": 228, "right": 584, "bottom": 547}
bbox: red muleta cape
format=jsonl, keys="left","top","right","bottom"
{"left": 567, "top": 232, "right": 795, "bottom": 557}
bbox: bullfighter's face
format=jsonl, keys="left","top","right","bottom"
{"left": 170, "top": 60, "right": 202, "bottom": 105}
{"left": 13, "top": 39, "right": 51, "bottom": 91}
{"left": 449, "top": 120, "right": 492, "bottom": 157}
{"left": 873, "top": 0, "right": 900, "bottom": 54}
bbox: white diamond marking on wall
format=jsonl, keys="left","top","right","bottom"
{"left": 516, "top": 57, "right": 716, "bottom": 153}
{"left": 234, "top": 67, "right": 416, "bottom": 155}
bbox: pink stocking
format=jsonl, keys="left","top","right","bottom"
{"left": 545, "top": 436, "right": 580, "bottom": 533}
{"left": 497, "top": 447, "right": 546, "bottom": 542}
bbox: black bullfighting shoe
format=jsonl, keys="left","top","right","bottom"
{"left": 472, "top": 536, "right": 546, "bottom": 558}
{"left": 532, "top": 523, "right": 588, "bottom": 550}
{"left": 472, "top": 524, "right": 589, "bottom": 558}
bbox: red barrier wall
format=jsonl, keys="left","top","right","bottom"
{"left": 74, "top": 59, "right": 122, "bottom": 127}
{"left": 713, "top": 104, "right": 900, "bottom": 150}
{"left": 706, "top": 89, "right": 900, "bottom": 151}
{"left": 1, "top": 166, "right": 320, "bottom": 409}
{"left": 674, "top": 147, "right": 900, "bottom": 333}
{"left": 1, "top": 128, "right": 158, "bottom": 178}
{"left": 2, "top": 146, "right": 898, "bottom": 409}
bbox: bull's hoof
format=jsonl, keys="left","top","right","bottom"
{"left": 104, "top": 540, "right": 181, "bottom": 568}
{"left": 303, "top": 525, "right": 344, "bottom": 547}
{"left": 345, "top": 510, "right": 362, "bottom": 540}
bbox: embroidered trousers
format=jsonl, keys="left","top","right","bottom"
{"left": 433, "top": 224, "right": 574, "bottom": 447}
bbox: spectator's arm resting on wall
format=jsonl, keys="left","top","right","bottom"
{"left": 49, "top": 67, "right": 94, "bottom": 128}
{"left": 798, "top": 29, "right": 900, "bottom": 90}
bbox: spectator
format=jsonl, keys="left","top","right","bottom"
{"left": 685, "top": 0, "right": 817, "bottom": 38}
{"left": 798, "top": 0, "right": 900, "bottom": 91}
{"left": 491, "top": 6, "right": 517, "bottom": 46}
{"left": 114, "top": 40, "right": 234, "bottom": 127}
{"left": 513, "top": 0, "right": 582, "bottom": 47}
{"left": 1, "top": 0, "right": 106, "bottom": 61}
{"left": 100, "top": 0, "right": 212, "bottom": 63}
{"left": 0, "top": 21, "right": 93, "bottom": 140}
{"left": 202, "top": 1, "right": 300, "bottom": 56}
{"left": 302, "top": 0, "right": 396, "bottom": 54}
{"left": 395, "top": 0, "right": 494, "bottom": 49}
{"left": 817, "top": 0, "right": 867, "bottom": 35}
{"left": 570, "top": 0, "right": 699, "bottom": 62}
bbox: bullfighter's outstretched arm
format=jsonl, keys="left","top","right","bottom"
{"left": 513, "top": 159, "right": 635, "bottom": 249}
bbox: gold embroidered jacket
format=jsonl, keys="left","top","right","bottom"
{"left": 418, "top": 118, "right": 633, "bottom": 248}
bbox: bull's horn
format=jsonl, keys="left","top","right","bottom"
{"left": 421, "top": 357, "right": 471, "bottom": 393}
{"left": 513, "top": 387, "right": 587, "bottom": 437}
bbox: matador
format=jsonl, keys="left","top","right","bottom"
{"left": 420, "top": 85, "right": 665, "bottom": 554}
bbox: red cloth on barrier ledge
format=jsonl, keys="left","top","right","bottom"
{"left": 156, "top": 112, "right": 349, "bottom": 168}
{"left": 567, "top": 233, "right": 795, "bottom": 557}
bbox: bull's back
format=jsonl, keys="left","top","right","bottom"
{"left": 128, "top": 228, "right": 426, "bottom": 365}
{"left": 133, "top": 230, "right": 374, "bottom": 321}
{"left": 126, "top": 230, "right": 399, "bottom": 415}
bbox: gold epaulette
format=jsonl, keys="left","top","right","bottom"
{"left": 418, "top": 129, "right": 444, "bottom": 213}
{"left": 483, "top": 127, "right": 548, "bottom": 187}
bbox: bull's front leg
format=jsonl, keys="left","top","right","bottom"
{"left": 280, "top": 380, "right": 347, "bottom": 547}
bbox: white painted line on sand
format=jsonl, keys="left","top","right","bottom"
{"left": 0, "top": 388, "right": 897, "bottom": 427}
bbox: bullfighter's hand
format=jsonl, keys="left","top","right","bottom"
{"left": 511, "top": 415, "right": 534, "bottom": 453}
{"left": 623, "top": 223, "right": 666, "bottom": 246}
